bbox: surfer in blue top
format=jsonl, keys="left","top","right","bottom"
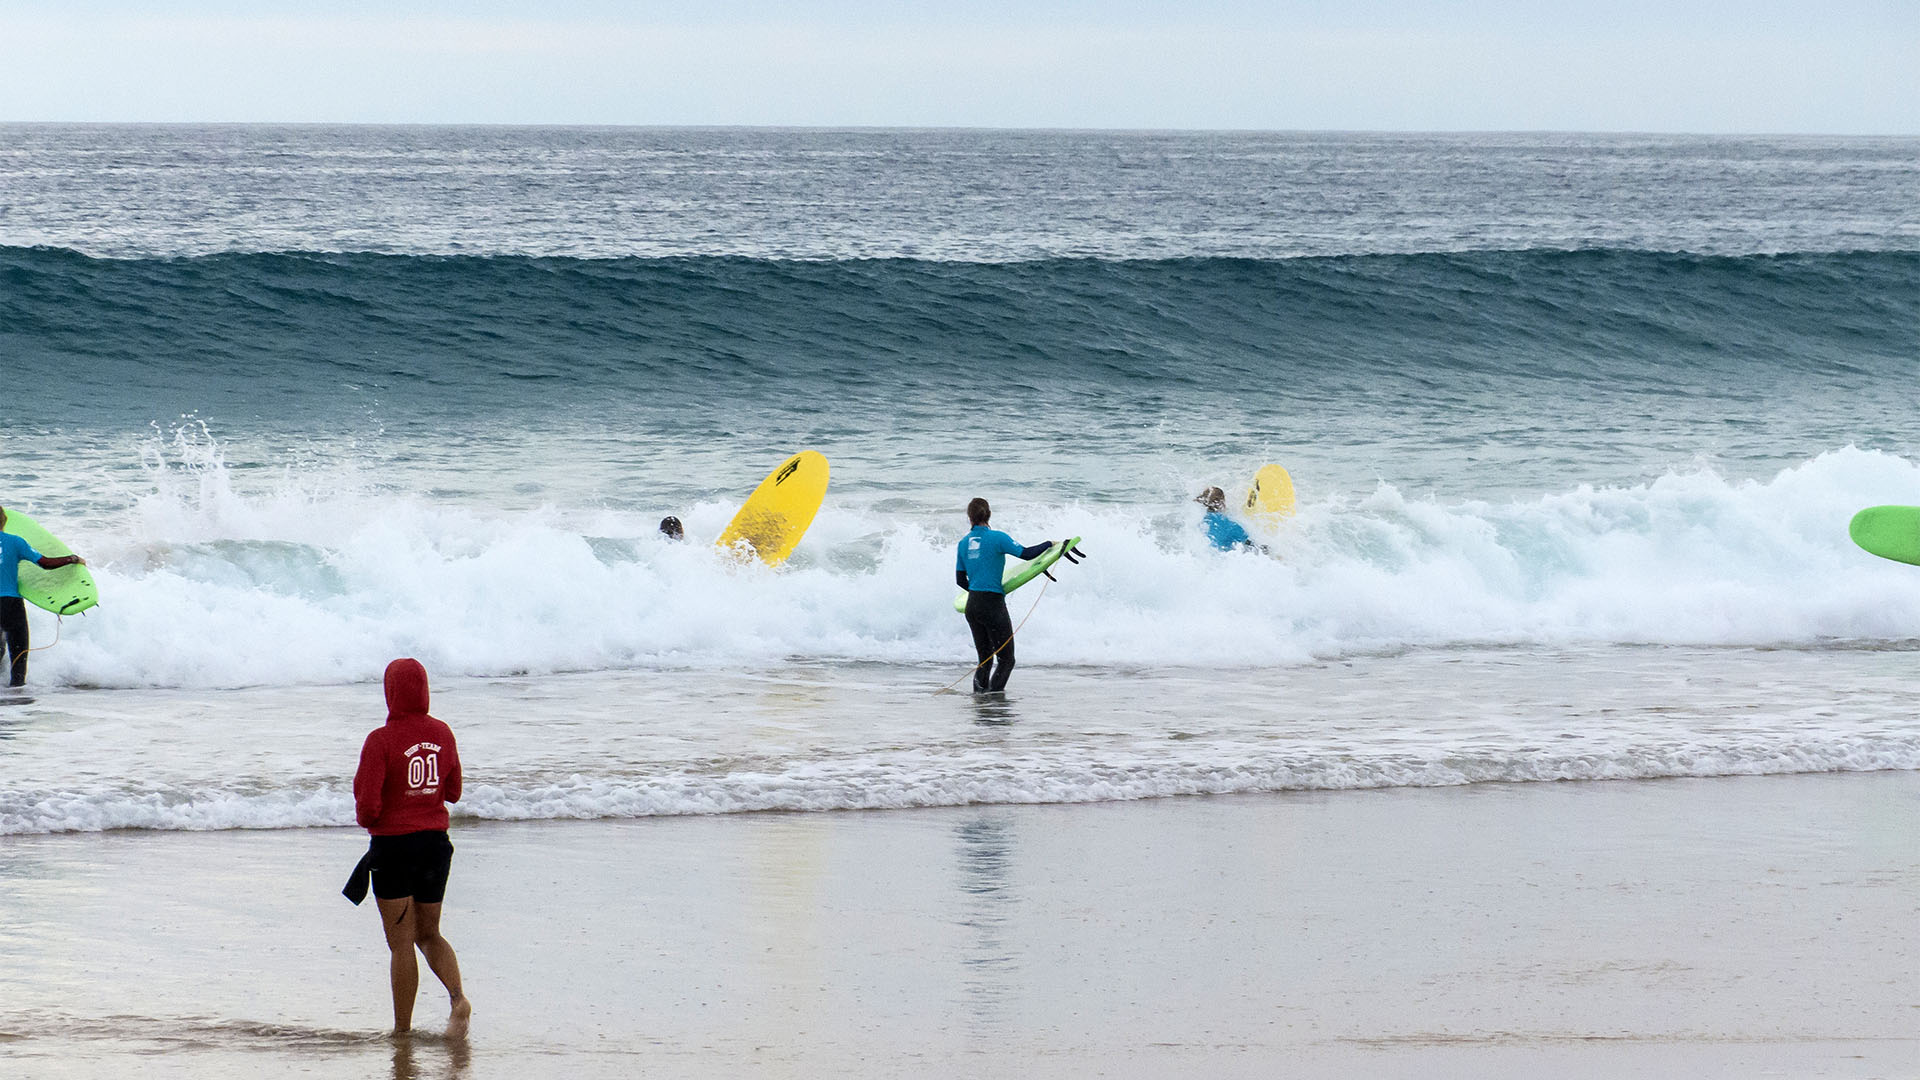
{"left": 0, "top": 506, "right": 87, "bottom": 688}
{"left": 956, "top": 498, "right": 1052, "bottom": 694}
{"left": 1195, "top": 487, "right": 1254, "bottom": 551}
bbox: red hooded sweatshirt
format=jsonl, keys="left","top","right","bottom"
{"left": 354, "top": 658, "right": 463, "bottom": 835}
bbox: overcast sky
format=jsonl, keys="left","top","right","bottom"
{"left": 3, "top": 1, "right": 1916, "bottom": 132}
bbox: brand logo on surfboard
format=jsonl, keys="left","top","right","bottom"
{"left": 774, "top": 458, "right": 800, "bottom": 485}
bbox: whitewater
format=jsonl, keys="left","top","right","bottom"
{"left": 4, "top": 126, "right": 1919, "bottom": 834}
{"left": 22, "top": 430, "right": 1920, "bottom": 690}
{"left": 9, "top": 427, "right": 1920, "bottom": 835}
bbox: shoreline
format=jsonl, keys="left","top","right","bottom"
{"left": 4, "top": 772, "right": 1919, "bottom": 1077}
{"left": 11, "top": 645, "right": 1920, "bottom": 835}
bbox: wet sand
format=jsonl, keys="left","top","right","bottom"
{"left": 4, "top": 771, "right": 1919, "bottom": 1078}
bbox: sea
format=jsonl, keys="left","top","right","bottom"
{"left": 3, "top": 125, "right": 1920, "bottom": 836}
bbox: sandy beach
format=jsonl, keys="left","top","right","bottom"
{"left": 5, "top": 769, "right": 1918, "bottom": 1078}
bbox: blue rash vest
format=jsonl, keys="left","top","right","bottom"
{"left": 1202, "top": 511, "right": 1252, "bottom": 552}
{"left": 957, "top": 526, "right": 1026, "bottom": 594}
{"left": 0, "top": 531, "right": 45, "bottom": 599}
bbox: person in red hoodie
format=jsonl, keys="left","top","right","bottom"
{"left": 352, "top": 657, "right": 472, "bottom": 1039}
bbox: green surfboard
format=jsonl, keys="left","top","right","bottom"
{"left": 4, "top": 510, "right": 98, "bottom": 615}
{"left": 1849, "top": 506, "right": 1920, "bottom": 566}
{"left": 953, "top": 536, "right": 1082, "bottom": 613}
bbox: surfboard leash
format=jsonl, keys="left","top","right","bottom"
{"left": 8, "top": 613, "right": 65, "bottom": 667}
{"left": 934, "top": 575, "right": 1054, "bottom": 696}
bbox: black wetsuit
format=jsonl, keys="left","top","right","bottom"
{"left": 956, "top": 535, "right": 1050, "bottom": 694}
{"left": 1, "top": 596, "right": 27, "bottom": 687}
{"left": 963, "top": 590, "right": 1016, "bottom": 693}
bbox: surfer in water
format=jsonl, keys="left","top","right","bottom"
{"left": 956, "top": 498, "right": 1054, "bottom": 694}
{"left": 1195, "top": 487, "right": 1255, "bottom": 551}
{"left": 659, "top": 516, "right": 684, "bottom": 541}
{"left": 0, "top": 505, "right": 87, "bottom": 688}
{"left": 349, "top": 658, "right": 473, "bottom": 1039}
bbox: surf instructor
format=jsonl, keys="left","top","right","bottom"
{"left": 349, "top": 657, "right": 472, "bottom": 1039}
{"left": 0, "top": 505, "right": 86, "bottom": 688}
{"left": 956, "top": 498, "right": 1052, "bottom": 694}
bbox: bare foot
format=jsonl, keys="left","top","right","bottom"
{"left": 447, "top": 995, "right": 472, "bottom": 1040}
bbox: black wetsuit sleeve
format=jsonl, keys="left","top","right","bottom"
{"left": 1017, "top": 542, "right": 1052, "bottom": 560}
{"left": 957, "top": 569, "right": 970, "bottom": 589}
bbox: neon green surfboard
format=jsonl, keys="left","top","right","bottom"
{"left": 4, "top": 510, "right": 98, "bottom": 615}
{"left": 952, "top": 536, "right": 1082, "bottom": 613}
{"left": 1849, "top": 505, "right": 1920, "bottom": 565}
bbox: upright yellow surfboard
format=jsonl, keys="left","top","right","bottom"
{"left": 716, "top": 451, "right": 830, "bottom": 566}
{"left": 1243, "top": 463, "right": 1296, "bottom": 522}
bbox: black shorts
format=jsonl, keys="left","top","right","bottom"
{"left": 369, "top": 830, "right": 454, "bottom": 903}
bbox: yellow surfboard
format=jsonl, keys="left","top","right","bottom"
{"left": 1243, "top": 463, "right": 1296, "bottom": 522}
{"left": 716, "top": 451, "right": 830, "bottom": 566}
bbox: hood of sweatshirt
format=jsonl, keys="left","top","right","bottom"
{"left": 383, "top": 657, "right": 431, "bottom": 722}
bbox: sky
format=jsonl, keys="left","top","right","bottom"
{"left": 1, "top": 1, "right": 1916, "bottom": 132}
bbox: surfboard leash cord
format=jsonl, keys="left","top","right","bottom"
{"left": 8, "top": 613, "right": 65, "bottom": 665}
{"left": 935, "top": 575, "right": 1053, "bottom": 696}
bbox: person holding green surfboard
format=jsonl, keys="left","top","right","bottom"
{"left": 0, "top": 505, "right": 87, "bottom": 687}
{"left": 956, "top": 498, "right": 1055, "bottom": 694}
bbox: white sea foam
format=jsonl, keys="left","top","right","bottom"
{"left": 5, "top": 629, "right": 1913, "bottom": 834}
{"left": 21, "top": 443, "right": 1920, "bottom": 690}
{"left": 5, "top": 735, "right": 1918, "bottom": 836}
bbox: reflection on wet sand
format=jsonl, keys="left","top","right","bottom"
{"left": 953, "top": 814, "right": 1018, "bottom": 1038}
{"left": 390, "top": 1029, "right": 471, "bottom": 1080}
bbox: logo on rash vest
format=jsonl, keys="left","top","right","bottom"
{"left": 403, "top": 742, "right": 444, "bottom": 794}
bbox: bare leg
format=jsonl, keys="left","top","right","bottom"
{"left": 412, "top": 901, "right": 471, "bottom": 1039}
{"left": 376, "top": 896, "right": 420, "bottom": 1033}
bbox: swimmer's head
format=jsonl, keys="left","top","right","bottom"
{"left": 1194, "top": 487, "right": 1226, "bottom": 512}
{"left": 659, "top": 516, "right": 684, "bottom": 540}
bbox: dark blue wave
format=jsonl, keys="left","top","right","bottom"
{"left": 5, "top": 246, "right": 1916, "bottom": 432}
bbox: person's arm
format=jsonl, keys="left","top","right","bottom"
{"left": 9, "top": 536, "right": 44, "bottom": 567}
{"left": 993, "top": 531, "right": 1048, "bottom": 562}
{"left": 36, "top": 554, "right": 83, "bottom": 570}
{"left": 956, "top": 543, "right": 969, "bottom": 589}
{"left": 442, "top": 731, "right": 462, "bottom": 805}
{"left": 353, "top": 732, "right": 385, "bottom": 829}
